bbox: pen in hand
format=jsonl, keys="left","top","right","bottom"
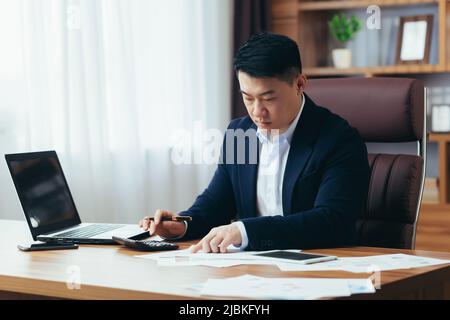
{"left": 145, "top": 216, "right": 192, "bottom": 222}
{"left": 141, "top": 214, "right": 191, "bottom": 237}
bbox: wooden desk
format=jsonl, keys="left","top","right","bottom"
{"left": 0, "top": 219, "right": 449, "bottom": 300}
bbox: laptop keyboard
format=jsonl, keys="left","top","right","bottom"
{"left": 54, "top": 224, "right": 125, "bottom": 238}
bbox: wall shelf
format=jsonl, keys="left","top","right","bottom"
{"left": 304, "top": 64, "right": 448, "bottom": 77}
{"left": 298, "top": 0, "right": 439, "bottom": 11}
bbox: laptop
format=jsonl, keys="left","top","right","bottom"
{"left": 5, "top": 151, "right": 149, "bottom": 244}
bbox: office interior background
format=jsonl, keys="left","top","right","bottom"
{"left": 0, "top": 0, "right": 449, "bottom": 252}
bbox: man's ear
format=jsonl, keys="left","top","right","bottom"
{"left": 296, "top": 74, "right": 307, "bottom": 95}
{"left": 297, "top": 74, "right": 307, "bottom": 91}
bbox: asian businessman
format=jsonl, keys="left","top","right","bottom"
{"left": 139, "top": 32, "right": 370, "bottom": 253}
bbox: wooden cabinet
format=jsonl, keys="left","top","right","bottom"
{"left": 271, "top": 0, "right": 450, "bottom": 210}
{"left": 423, "top": 133, "right": 450, "bottom": 210}
{"left": 271, "top": 0, "right": 450, "bottom": 77}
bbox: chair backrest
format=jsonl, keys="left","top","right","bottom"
{"left": 306, "top": 77, "right": 426, "bottom": 249}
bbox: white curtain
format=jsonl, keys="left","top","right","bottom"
{"left": 0, "top": 0, "right": 233, "bottom": 223}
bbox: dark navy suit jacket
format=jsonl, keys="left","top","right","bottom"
{"left": 179, "top": 93, "right": 370, "bottom": 250}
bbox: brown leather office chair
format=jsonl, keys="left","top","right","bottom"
{"left": 306, "top": 77, "right": 426, "bottom": 249}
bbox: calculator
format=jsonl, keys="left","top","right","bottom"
{"left": 112, "top": 236, "right": 179, "bottom": 251}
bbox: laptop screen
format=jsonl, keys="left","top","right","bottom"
{"left": 5, "top": 151, "right": 81, "bottom": 240}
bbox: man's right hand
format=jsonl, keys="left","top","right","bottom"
{"left": 138, "top": 209, "right": 187, "bottom": 239}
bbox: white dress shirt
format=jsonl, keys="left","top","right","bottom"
{"left": 234, "top": 94, "right": 305, "bottom": 250}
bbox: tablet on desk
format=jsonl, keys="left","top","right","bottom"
{"left": 252, "top": 251, "right": 337, "bottom": 264}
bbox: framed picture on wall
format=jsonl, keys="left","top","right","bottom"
{"left": 395, "top": 15, "right": 433, "bottom": 65}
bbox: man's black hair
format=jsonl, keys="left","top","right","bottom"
{"left": 233, "top": 32, "right": 302, "bottom": 85}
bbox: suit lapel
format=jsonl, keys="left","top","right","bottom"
{"left": 239, "top": 122, "right": 259, "bottom": 218}
{"left": 282, "top": 95, "right": 320, "bottom": 215}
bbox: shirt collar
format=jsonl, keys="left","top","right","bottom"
{"left": 256, "top": 93, "right": 305, "bottom": 145}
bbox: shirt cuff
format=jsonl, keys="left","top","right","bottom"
{"left": 233, "top": 221, "right": 249, "bottom": 250}
{"left": 159, "top": 221, "right": 188, "bottom": 241}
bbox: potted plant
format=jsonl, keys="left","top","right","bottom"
{"left": 328, "top": 13, "right": 362, "bottom": 68}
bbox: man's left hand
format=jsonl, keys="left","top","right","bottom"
{"left": 190, "top": 223, "right": 242, "bottom": 253}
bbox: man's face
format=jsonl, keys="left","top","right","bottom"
{"left": 238, "top": 71, "right": 305, "bottom": 133}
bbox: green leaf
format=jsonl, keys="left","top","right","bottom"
{"left": 328, "top": 13, "right": 363, "bottom": 44}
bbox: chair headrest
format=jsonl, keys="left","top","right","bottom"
{"left": 306, "top": 77, "right": 425, "bottom": 142}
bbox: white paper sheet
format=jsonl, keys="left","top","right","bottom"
{"left": 135, "top": 248, "right": 304, "bottom": 268}
{"left": 277, "top": 254, "right": 450, "bottom": 273}
{"left": 197, "top": 274, "right": 375, "bottom": 300}
{"left": 136, "top": 249, "right": 450, "bottom": 273}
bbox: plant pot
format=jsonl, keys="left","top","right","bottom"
{"left": 332, "top": 48, "right": 352, "bottom": 68}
